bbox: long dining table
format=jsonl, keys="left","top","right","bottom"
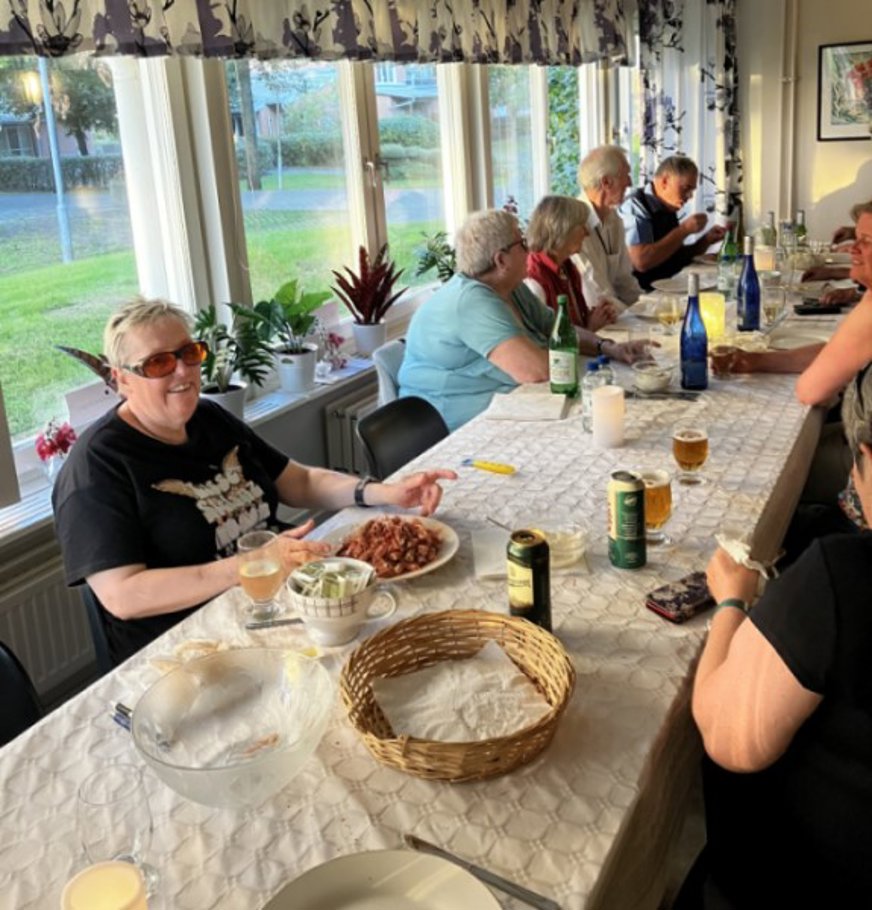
{"left": 0, "top": 308, "right": 835, "bottom": 910}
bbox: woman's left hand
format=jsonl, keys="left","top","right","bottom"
{"left": 378, "top": 469, "right": 458, "bottom": 516}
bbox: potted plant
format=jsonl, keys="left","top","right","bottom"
{"left": 332, "top": 244, "right": 407, "bottom": 356}
{"left": 193, "top": 303, "right": 274, "bottom": 418}
{"left": 252, "top": 281, "right": 331, "bottom": 393}
{"left": 414, "top": 230, "right": 456, "bottom": 283}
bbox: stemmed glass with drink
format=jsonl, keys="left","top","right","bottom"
{"left": 672, "top": 426, "right": 709, "bottom": 485}
{"left": 656, "top": 295, "right": 682, "bottom": 334}
{"left": 237, "top": 529, "right": 285, "bottom": 620}
{"left": 76, "top": 764, "right": 159, "bottom": 895}
{"left": 641, "top": 470, "right": 673, "bottom": 545}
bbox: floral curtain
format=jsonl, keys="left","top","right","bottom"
{"left": 638, "top": 0, "right": 742, "bottom": 222}
{"left": 0, "top": 1, "right": 638, "bottom": 65}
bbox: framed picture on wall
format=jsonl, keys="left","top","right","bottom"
{"left": 818, "top": 41, "right": 872, "bottom": 141}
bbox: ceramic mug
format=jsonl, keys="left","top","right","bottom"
{"left": 286, "top": 558, "right": 397, "bottom": 646}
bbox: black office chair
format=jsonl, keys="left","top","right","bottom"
{"left": 356, "top": 396, "right": 449, "bottom": 480}
{"left": 0, "top": 641, "right": 43, "bottom": 746}
{"left": 80, "top": 585, "right": 113, "bottom": 676}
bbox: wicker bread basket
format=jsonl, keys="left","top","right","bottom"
{"left": 339, "top": 609, "right": 576, "bottom": 782}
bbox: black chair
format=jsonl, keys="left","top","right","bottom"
{"left": 356, "top": 396, "right": 449, "bottom": 480}
{"left": 0, "top": 641, "right": 42, "bottom": 746}
{"left": 80, "top": 585, "right": 113, "bottom": 676}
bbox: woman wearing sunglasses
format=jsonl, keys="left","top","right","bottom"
{"left": 52, "top": 297, "right": 455, "bottom": 665}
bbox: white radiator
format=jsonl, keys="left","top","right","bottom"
{"left": 0, "top": 543, "right": 93, "bottom": 699}
{"left": 325, "top": 388, "right": 379, "bottom": 476}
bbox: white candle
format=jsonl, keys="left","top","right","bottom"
{"left": 61, "top": 861, "right": 148, "bottom": 910}
{"left": 592, "top": 385, "right": 625, "bottom": 448}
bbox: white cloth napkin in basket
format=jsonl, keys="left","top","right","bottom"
{"left": 371, "top": 641, "right": 551, "bottom": 742}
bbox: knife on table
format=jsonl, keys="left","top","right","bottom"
{"left": 404, "top": 834, "right": 562, "bottom": 910}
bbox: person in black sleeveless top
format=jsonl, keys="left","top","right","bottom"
{"left": 619, "top": 155, "right": 725, "bottom": 290}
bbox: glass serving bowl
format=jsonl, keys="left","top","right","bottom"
{"left": 632, "top": 359, "right": 674, "bottom": 392}
{"left": 132, "top": 648, "right": 333, "bottom": 809}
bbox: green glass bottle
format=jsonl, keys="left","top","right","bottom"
{"left": 549, "top": 295, "right": 578, "bottom": 397}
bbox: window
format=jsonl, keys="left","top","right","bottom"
{"left": 224, "top": 60, "right": 354, "bottom": 304}
{"left": 546, "top": 67, "right": 581, "bottom": 197}
{"left": 375, "top": 64, "right": 444, "bottom": 287}
{"left": 488, "top": 66, "right": 535, "bottom": 218}
{"left": 0, "top": 55, "right": 137, "bottom": 444}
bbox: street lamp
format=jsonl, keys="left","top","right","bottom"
{"left": 20, "top": 62, "right": 72, "bottom": 263}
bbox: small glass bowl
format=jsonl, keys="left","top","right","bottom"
{"left": 527, "top": 523, "right": 587, "bottom": 569}
{"left": 632, "top": 359, "right": 673, "bottom": 392}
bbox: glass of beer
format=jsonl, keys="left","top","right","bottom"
{"left": 641, "top": 469, "right": 673, "bottom": 545}
{"left": 672, "top": 427, "right": 709, "bottom": 485}
{"left": 237, "top": 530, "right": 284, "bottom": 620}
{"left": 710, "top": 342, "right": 738, "bottom": 380}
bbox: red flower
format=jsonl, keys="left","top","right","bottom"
{"left": 35, "top": 419, "right": 77, "bottom": 462}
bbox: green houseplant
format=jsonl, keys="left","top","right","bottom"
{"left": 193, "top": 303, "right": 274, "bottom": 417}
{"left": 414, "top": 230, "right": 456, "bottom": 283}
{"left": 332, "top": 244, "right": 406, "bottom": 356}
{"left": 252, "top": 280, "right": 331, "bottom": 393}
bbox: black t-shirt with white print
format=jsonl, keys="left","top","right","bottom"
{"left": 53, "top": 399, "right": 288, "bottom": 664}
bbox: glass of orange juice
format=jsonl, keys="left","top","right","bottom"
{"left": 237, "top": 530, "right": 284, "bottom": 620}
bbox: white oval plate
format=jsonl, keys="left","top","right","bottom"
{"left": 651, "top": 272, "right": 717, "bottom": 293}
{"left": 320, "top": 516, "right": 460, "bottom": 582}
{"left": 768, "top": 327, "right": 833, "bottom": 349}
{"left": 264, "top": 849, "right": 502, "bottom": 910}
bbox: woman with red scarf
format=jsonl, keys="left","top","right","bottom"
{"left": 525, "top": 195, "right": 618, "bottom": 332}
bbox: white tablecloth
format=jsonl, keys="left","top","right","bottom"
{"left": 0, "top": 357, "right": 825, "bottom": 910}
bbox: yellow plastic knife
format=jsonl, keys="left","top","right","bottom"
{"left": 462, "top": 458, "right": 517, "bottom": 475}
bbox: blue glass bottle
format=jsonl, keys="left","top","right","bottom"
{"left": 680, "top": 273, "right": 708, "bottom": 391}
{"left": 737, "top": 235, "right": 761, "bottom": 331}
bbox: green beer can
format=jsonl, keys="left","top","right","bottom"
{"left": 607, "top": 470, "right": 647, "bottom": 569}
{"left": 507, "top": 529, "right": 552, "bottom": 631}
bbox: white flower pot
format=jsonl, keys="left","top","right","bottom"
{"left": 352, "top": 322, "right": 388, "bottom": 357}
{"left": 201, "top": 383, "right": 247, "bottom": 420}
{"left": 276, "top": 344, "right": 317, "bottom": 393}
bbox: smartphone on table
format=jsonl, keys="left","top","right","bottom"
{"left": 646, "top": 571, "right": 715, "bottom": 623}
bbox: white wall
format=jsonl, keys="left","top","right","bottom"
{"left": 738, "top": 0, "right": 872, "bottom": 239}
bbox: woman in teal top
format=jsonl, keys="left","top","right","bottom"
{"left": 399, "top": 209, "right": 644, "bottom": 430}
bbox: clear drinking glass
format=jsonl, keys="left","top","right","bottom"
{"left": 641, "top": 470, "right": 673, "bottom": 545}
{"left": 656, "top": 295, "right": 682, "bottom": 334}
{"left": 237, "top": 529, "right": 284, "bottom": 620}
{"left": 672, "top": 427, "right": 709, "bottom": 485}
{"left": 76, "top": 764, "right": 159, "bottom": 895}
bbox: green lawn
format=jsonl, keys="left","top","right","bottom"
{"left": 1, "top": 216, "right": 440, "bottom": 441}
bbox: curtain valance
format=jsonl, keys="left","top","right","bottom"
{"left": 0, "top": 1, "right": 637, "bottom": 64}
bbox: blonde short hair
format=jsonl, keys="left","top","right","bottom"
{"left": 103, "top": 297, "right": 191, "bottom": 368}
{"left": 526, "top": 195, "right": 590, "bottom": 255}
{"left": 456, "top": 210, "right": 520, "bottom": 277}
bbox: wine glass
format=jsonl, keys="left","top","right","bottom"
{"left": 237, "top": 529, "right": 284, "bottom": 621}
{"left": 641, "top": 469, "right": 672, "bottom": 545}
{"left": 76, "top": 764, "right": 159, "bottom": 895}
{"left": 655, "top": 295, "right": 682, "bottom": 335}
{"left": 672, "top": 426, "right": 709, "bottom": 485}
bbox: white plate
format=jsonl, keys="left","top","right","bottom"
{"left": 651, "top": 273, "right": 717, "bottom": 293}
{"left": 320, "top": 515, "right": 460, "bottom": 582}
{"left": 768, "top": 327, "right": 832, "bottom": 349}
{"left": 265, "top": 849, "right": 502, "bottom": 910}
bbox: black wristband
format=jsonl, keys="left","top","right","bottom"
{"left": 596, "top": 338, "right": 606, "bottom": 356}
{"left": 354, "top": 476, "right": 375, "bottom": 508}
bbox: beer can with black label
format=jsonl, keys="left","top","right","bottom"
{"left": 507, "top": 529, "right": 552, "bottom": 631}
{"left": 608, "top": 470, "right": 647, "bottom": 569}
